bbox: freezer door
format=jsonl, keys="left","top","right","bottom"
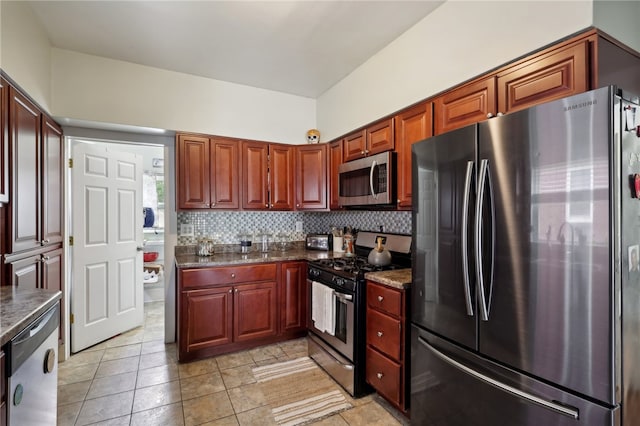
{"left": 476, "top": 87, "right": 615, "bottom": 405}
{"left": 412, "top": 125, "right": 477, "bottom": 350}
{"left": 411, "top": 325, "right": 618, "bottom": 426}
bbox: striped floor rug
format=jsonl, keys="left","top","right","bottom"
{"left": 252, "top": 356, "right": 352, "bottom": 426}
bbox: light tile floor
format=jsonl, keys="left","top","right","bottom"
{"left": 57, "top": 301, "right": 409, "bottom": 425}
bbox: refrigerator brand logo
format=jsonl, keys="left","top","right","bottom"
{"left": 564, "top": 99, "right": 597, "bottom": 111}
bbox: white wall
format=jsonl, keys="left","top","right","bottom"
{"left": 0, "top": 1, "right": 52, "bottom": 111}
{"left": 594, "top": 0, "right": 640, "bottom": 51}
{"left": 317, "top": 1, "right": 594, "bottom": 141}
{"left": 51, "top": 49, "right": 316, "bottom": 145}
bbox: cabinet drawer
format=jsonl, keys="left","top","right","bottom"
{"left": 366, "top": 308, "right": 401, "bottom": 361}
{"left": 181, "top": 263, "right": 277, "bottom": 289}
{"left": 367, "top": 282, "right": 402, "bottom": 317}
{"left": 366, "top": 346, "right": 401, "bottom": 405}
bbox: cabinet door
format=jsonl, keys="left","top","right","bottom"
{"left": 182, "top": 287, "right": 233, "bottom": 353}
{"left": 242, "top": 141, "right": 269, "bottom": 209}
{"left": 367, "top": 118, "right": 395, "bottom": 156}
{"left": 343, "top": 130, "right": 366, "bottom": 162}
{"left": 234, "top": 281, "right": 278, "bottom": 342}
{"left": 7, "top": 253, "right": 41, "bottom": 291}
{"left": 497, "top": 40, "right": 589, "bottom": 114}
{"left": 434, "top": 76, "right": 496, "bottom": 135}
{"left": 0, "top": 78, "right": 8, "bottom": 204}
{"left": 42, "top": 247, "right": 64, "bottom": 344}
{"left": 177, "top": 134, "right": 211, "bottom": 209}
{"left": 280, "top": 261, "right": 307, "bottom": 333}
{"left": 211, "top": 137, "right": 240, "bottom": 209}
{"left": 269, "top": 144, "right": 294, "bottom": 210}
{"left": 8, "top": 87, "right": 41, "bottom": 253}
{"left": 395, "top": 102, "right": 433, "bottom": 208}
{"left": 41, "top": 116, "right": 63, "bottom": 246}
{"left": 295, "top": 145, "right": 327, "bottom": 210}
{"left": 328, "top": 141, "right": 343, "bottom": 210}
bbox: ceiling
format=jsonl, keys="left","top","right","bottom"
{"left": 27, "top": 1, "right": 444, "bottom": 98}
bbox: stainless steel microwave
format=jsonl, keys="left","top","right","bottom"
{"left": 338, "top": 151, "right": 395, "bottom": 207}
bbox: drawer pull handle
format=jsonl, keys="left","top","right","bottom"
{"left": 377, "top": 331, "right": 383, "bottom": 337}
{"left": 376, "top": 372, "right": 384, "bottom": 380}
{"left": 377, "top": 296, "right": 384, "bottom": 302}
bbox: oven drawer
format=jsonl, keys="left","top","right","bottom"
{"left": 367, "top": 282, "right": 402, "bottom": 317}
{"left": 366, "top": 346, "right": 401, "bottom": 405}
{"left": 366, "top": 308, "right": 402, "bottom": 361}
{"left": 181, "top": 263, "right": 277, "bottom": 289}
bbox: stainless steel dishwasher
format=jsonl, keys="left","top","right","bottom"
{"left": 6, "top": 302, "right": 59, "bottom": 426}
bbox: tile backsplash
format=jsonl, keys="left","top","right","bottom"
{"left": 177, "top": 210, "right": 411, "bottom": 245}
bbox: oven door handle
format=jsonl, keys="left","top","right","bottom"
{"left": 332, "top": 291, "right": 353, "bottom": 302}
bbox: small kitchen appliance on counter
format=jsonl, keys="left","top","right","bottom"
{"left": 306, "top": 233, "right": 332, "bottom": 251}
{"left": 307, "top": 231, "right": 411, "bottom": 397}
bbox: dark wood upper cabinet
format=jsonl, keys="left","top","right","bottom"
{"left": 497, "top": 39, "right": 589, "bottom": 114}
{"left": 8, "top": 87, "right": 42, "bottom": 253}
{"left": 269, "top": 144, "right": 294, "bottom": 210}
{"left": 0, "top": 78, "right": 8, "bottom": 205}
{"left": 434, "top": 76, "right": 497, "bottom": 136}
{"left": 295, "top": 144, "right": 327, "bottom": 210}
{"left": 395, "top": 102, "right": 433, "bottom": 209}
{"left": 328, "top": 140, "right": 343, "bottom": 210}
{"left": 177, "top": 134, "right": 210, "bottom": 209}
{"left": 41, "top": 116, "right": 63, "bottom": 246}
{"left": 241, "top": 141, "right": 269, "bottom": 210}
{"left": 343, "top": 118, "right": 395, "bottom": 162}
{"left": 177, "top": 134, "right": 240, "bottom": 210}
{"left": 210, "top": 137, "right": 240, "bottom": 209}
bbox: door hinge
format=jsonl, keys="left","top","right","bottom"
{"left": 69, "top": 236, "right": 74, "bottom": 246}
{"left": 68, "top": 158, "right": 73, "bottom": 168}
{"left": 70, "top": 313, "right": 74, "bottom": 324}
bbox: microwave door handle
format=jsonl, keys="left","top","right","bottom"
{"left": 370, "top": 160, "right": 378, "bottom": 199}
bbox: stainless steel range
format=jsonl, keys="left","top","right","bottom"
{"left": 307, "top": 231, "right": 411, "bottom": 397}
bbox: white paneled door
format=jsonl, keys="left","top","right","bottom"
{"left": 71, "top": 143, "right": 144, "bottom": 353}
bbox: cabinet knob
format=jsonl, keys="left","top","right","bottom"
{"left": 365, "top": 149, "right": 369, "bottom": 154}
{"left": 296, "top": 203, "right": 300, "bottom": 207}
{"left": 211, "top": 202, "right": 215, "bottom": 207}
{"left": 497, "top": 112, "right": 504, "bottom": 117}
{"left": 234, "top": 288, "right": 238, "bottom": 293}
{"left": 265, "top": 203, "right": 269, "bottom": 207}
{"left": 376, "top": 372, "right": 384, "bottom": 380}
{"left": 270, "top": 204, "right": 274, "bottom": 208}
{"left": 42, "top": 256, "right": 50, "bottom": 261}
{"left": 361, "top": 150, "right": 365, "bottom": 155}
{"left": 377, "top": 331, "right": 383, "bottom": 338}
{"left": 487, "top": 113, "right": 494, "bottom": 119}
{"left": 377, "top": 295, "right": 384, "bottom": 302}
{"left": 228, "top": 289, "right": 232, "bottom": 293}
{"left": 231, "top": 273, "right": 236, "bottom": 279}
{"left": 41, "top": 239, "right": 50, "bottom": 245}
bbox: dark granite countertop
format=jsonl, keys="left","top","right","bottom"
{"left": 365, "top": 269, "right": 412, "bottom": 290}
{"left": 0, "top": 287, "right": 62, "bottom": 346}
{"left": 175, "top": 247, "right": 347, "bottom": 268}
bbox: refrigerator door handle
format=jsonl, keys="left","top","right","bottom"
{"left": 417, "top": 336, "right": 580, "bottom": 420}
{"left": 461, "top": 160, "right": 475, "bottom": 316}
{"left": 475, "top": 159, "right": 490, "bottom": 321}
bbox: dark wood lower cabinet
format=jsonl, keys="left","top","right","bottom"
{"left": 366, "top": 281, "right": 408, "bottom": 413}
{"left": 178, "top": 262, "right": 307, "bottom": 362}
{"left": 0, "top": 349, "right": 5, "bottom": 426}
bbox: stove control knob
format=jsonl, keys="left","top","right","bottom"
{"left": 310, "top": 269, "right": 320, "bottom": 277}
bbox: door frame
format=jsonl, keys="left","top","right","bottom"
{"left": 62, "top": 130, "right": 175, "bottom": 361}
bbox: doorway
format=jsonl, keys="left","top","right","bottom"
{"left": 66, "top": 136, "right": 171, "bottom": 356}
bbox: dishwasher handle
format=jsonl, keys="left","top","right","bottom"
{"left": 8, "top": 302, "right": 60, "bottom": 376}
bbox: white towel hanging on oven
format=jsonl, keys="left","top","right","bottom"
{"left": 325, "top": 286, "right": 335, "bottom": 336}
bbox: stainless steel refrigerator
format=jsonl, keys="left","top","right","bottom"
{"left": 411, "top": 86, "right": 640, "bottom": 425}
